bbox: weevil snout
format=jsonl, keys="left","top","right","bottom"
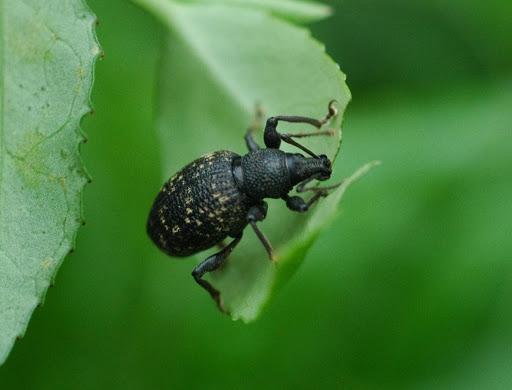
{"left": 317, "top": 154, "right": 332, "bottom": 181}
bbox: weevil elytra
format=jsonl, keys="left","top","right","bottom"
{"left": 147, "top": 101, "right": 342, "bottom": 312}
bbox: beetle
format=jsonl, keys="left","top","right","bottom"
{"left": 147, "top": 101, "right": 343, "bottom": 312}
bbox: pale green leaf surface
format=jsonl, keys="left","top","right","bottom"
{"left": 0, "top": 0, "right": 99, "bottom": 364}
{"left": 177, "top": 0, "right": 332, "bottom": 23}
{"left": 136, "top": 0, "right": 371, "bottom": 321}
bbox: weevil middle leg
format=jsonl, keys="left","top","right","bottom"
{"left": 247, "top": 202, "right": 275, "bottom": 261}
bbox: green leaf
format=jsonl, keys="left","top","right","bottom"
{"left": 135, "top": 0, "right": 373, "bottom": 321}
{"left": 0, "top": 0, "right": 100, "bottom": 364}
{"left": 177, "top": 0, "right": 332, "bottom": 23}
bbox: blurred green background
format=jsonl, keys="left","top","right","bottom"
{"left": 2, "top": 0, "right": 512, "bottom": 388}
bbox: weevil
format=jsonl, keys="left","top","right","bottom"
{"left": 147, "top": 101, "right": 343, "bottom": 312}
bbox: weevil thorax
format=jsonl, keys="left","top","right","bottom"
{"left": 235, "top": 148, "right": 289, "bottom": 200}
{"left": 233, "top": 149, "right": 332, "bottom": 200}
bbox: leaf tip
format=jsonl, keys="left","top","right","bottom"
{"left": 341, "top": 160, "right": 381, "bottom": 187}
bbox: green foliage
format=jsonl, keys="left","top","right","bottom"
{"left": 0, "top": 0, "right": 99, "bottom": 364}
{"left": 2, "top": 0, "right": 512, "bottom": 388}
{"left": 134, "top": 0, "right": 373, "bottom": 321}
{"left": 179, "top": 0, "right": 332, "bottom": 23}
{"left": 314, "top": 0, "right": 512, "bottom": 92}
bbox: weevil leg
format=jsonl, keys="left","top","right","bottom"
{"left": 282, "top": 129, "right": 336, "bottom": 139}
{"left": 245, "top": 103, "right": 264, "bottom": 152}
{"left": 283, "top": 177, "right": 345, "bottom": 212}
{"left": 283, "top": 173, "right": 345, "bottom": 212}
{"left": 282, "top": 193, "right": 326, "bottom": 213}
{"left": 296, "top": 175, "right": 345, "bottom": 194}
{"left": 264, "top": 101, "right": 338, "bottom": 156}
{"left": 192, "top": 234, "right": 242, "bottom": 312}
{"left": 279, "top": 134, "right": 320, "bottom": 158}
{"left": 247, "top": 203, "right": 275, "bottom": 261}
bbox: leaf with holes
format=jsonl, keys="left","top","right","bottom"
{"left": 135, "top": 0, "right": 377, "bottom": 321}
{"left": 0, "top": 0, "right": 100, "bottom": 364}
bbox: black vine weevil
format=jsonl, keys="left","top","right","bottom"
{"left": 147, "top": 101, "right": 343, "bottom": 311}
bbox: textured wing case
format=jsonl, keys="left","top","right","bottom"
{"left": 147, "top": 151, "right": 252, "bottom": 257}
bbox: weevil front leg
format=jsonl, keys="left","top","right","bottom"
{"left": 296, "top": 173, "right": 345, "bottom": 194}
{"left": 264, "top": 100, "right": 338, "bottom": 157}
{"left": 282, "top": 174, "right": 344, "bottom": 213}
{"left": 282, "top": 193, "right": 326, "bottom": 213}
{"left": 192, "top": 234, "right": 242, "bottom": 312}
{"left": 247, "top": 202, "right": 275, "bottom": 261}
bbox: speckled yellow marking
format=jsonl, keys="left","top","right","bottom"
{"left": 186, "top": 208, "right": 193, "bottom": 215}
{"left": 219, "top": 195, "right": 229, "bottom": 204}
{"left": 185, "top": 217, "right": 191, "bottom": 224}
{"left": 185, "top": 197, "right": 192, "bottom": 205}
{"left": 172, "top": 225, "right": 180, "bottom": 233}
{"left": 195, "top": 220, "right": 203, "bottom": 226}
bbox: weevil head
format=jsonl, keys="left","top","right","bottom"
{"left": 286, "top": 153, "right": 332, "bottom": 185}
{"left": 316, "top": 154, "right": 332, "bottom": 180}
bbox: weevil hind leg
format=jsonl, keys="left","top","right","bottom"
{"left": 192, "top": 235, "right": 242, "bottom": 313}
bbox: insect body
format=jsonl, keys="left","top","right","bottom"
{"left": 147, "top": 151, "right": 252, "bottom": 257}
{"left": 147, "top": 102, "right": 341, "bottom": 311}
